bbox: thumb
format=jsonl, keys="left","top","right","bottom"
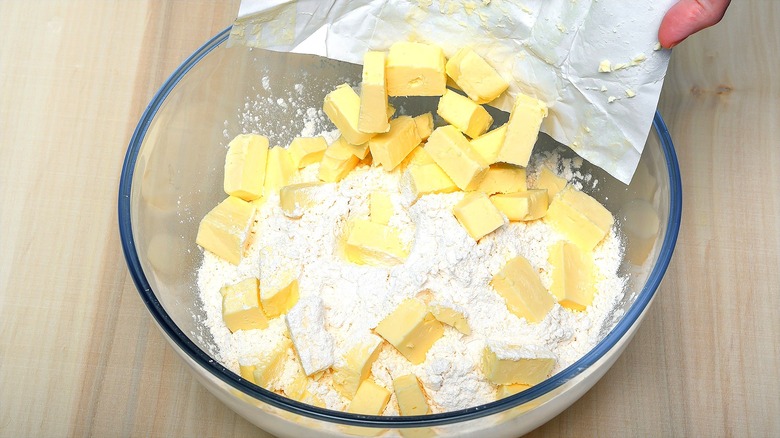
{"left": 658, "top": 0, "right": 731, "bottom": 48}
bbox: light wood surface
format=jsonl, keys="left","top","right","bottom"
{"left": 1, "top": 1, "right": 778, "bottom": 436}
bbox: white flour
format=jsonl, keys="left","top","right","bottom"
{"left": 196, "top": 144, "right": 626, "bottom": 414}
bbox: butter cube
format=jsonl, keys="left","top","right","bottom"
{"left": 470, "top": 124, "right": 507, "bottom": 164}
{"left": 482, "top": 342, "right": 556, "bottom": 385}
{"left": 413, "top": 113, "right": 434, "bottom": 140}
{"left": 342, "top": 138, "right": 371, "bottom": 160}
{"left": 445, "top": 47, "right": 509, "bottom": 104}
{"left": 393, "top": 374, "right": 430, "bottom": 416}
{"left": 323, "top": 84, "right": 375, "bottom": 145}
{"left": 224, "top": 134, "right": 269, "bottom": 201}
{"left": 545, "top": 186, "right": 614, "bottom": 250}
{"left": 286, "top": 296, "right": 335, "bottom": 375}
{"left": 345, "top": 220, "right": 409, "bottom": 266}
{"left": 429, "top": 302, "right": 471, "bottom": 335}
{"left": 533, "top": 165, "right": 567, "bottom": 197}
{"left": 333, "top": 335, "right": 384, "bottom": 398}
{"left": 261, "top": 274, "right": 300, "bottom": 318}
{"left": 288, "top": 137, "right": 327, "bottom": 169}
{"left": 239, "top": 362, "right": 257, "bottom": 383}
{"left": 405, "top": 162, "right": 459, "bottom": 200}
{"left": 284, "top": 371, "right": 311, "bottom": 400}
{"left": 347, "top": 380, "right": 391, "bottom": 415}
{"left": 369, "top": 116, "right": 422, "bottom": 171}
{"left": 386, "top": 42, "right": 447, "bottom": 97}
{"left": 548, "top": 241, "right": 594, "bottom": 311}
{"left": 318, "top": 137, "right": 360, "bottom": 182}
{"left": 491, "top": 256, "right": 554, "bottom": 323}
{"left": 497, "top": 93, "right": 548, "bottom": 167}
{"left": 280, "top": 182, "right": 325, "bottom": 219}
{"left": 474, "top": 164, "right": 527, "bottom": 195}
{"left": 358, "top": 51, "right": 391, "bottom": 134}
{"left": 453, "top": 192, "right": 506, "bottom": 241}
{"left": 252, "top": 337, "right": 293, "bottom": 387}
{"left": 264, "top": 146, "right": 297, "bottom": 195}
{"left": 437, "top": 89, "right": 493, "bottom": 138}
{"left": 196, "top": 196, "right": 256, "bottom": 265}
{"left": 490, "top": 189, "right": 549, "bottom": 221}
{"left": 497, "top": 383, "right": 531, "bottom": 399}
{"left": 221, "top": 278, "right": 267, "bottom": 332}
{"left": 399, "top": 146, "right": 435, "bottom": 171}
{"left": 369, "top": 191, "right": 394, "bottom": 225}
{"left": 375, "top": 298, "right": 444, "bottom": 364}
{"left": 425, "top": 125, "right": 489, "bottom": 191}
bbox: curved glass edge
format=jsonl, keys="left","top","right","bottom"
{"left": 118, "top": 26, "right": 683, "bottom": 428}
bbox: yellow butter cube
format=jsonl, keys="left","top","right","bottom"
{"left": 445, "top": 47, "right": 510, "bottom": 104}
{"left": 490, "top": 189, "right": 549, "bottom": 221}
{"left": 386, "top": 42, "right": 447, "bottom": 97}
{"left": 333, "top": 335, "right": 384, "bottom": 398}
{"left": 221, "top": 278, "right": 268, "bottom": 332}
{"left": 261, "top": 274, "right": 299, "bottom": 318}
{"left": 347, "top": 379, "right": 391, "bottom": 415}
{"left": 280, "top": 182, "right": 325, "bottom": 219}
{"left": 375, "top": 298, "right": 444, "bottom": 365}
{"left": 548, "top": 241, "right": 594, "bottom": 311}
{"left": 196, "top": 196, "right": 256, "bottom": 265}
{"left": 545, "top": 186, "right": 614, "bottom": 250}
{"left": 284, "top": 370, "right": 327, "bottom": 408}
{"left": 533, "top": 165, "right": 567, "bottom": 197}
{"left": 369, "top": 191, "right": 394, "bottom": 225}
{"left": 491, "top": 256, "right": 554, "bottom": 323}
{"left": 497, "top": 93, "right": 548, "bottom": 167}
{"left": 405, "top": 162, "right": 459, "bottom": 200}
{"left": 288, "top": 137, "right": 327, "bottom": 169}
{"left": 437, "top": 89, "right": 493, "bottom": 138}
{"left": 318, "top": 137, "right": 360, "bottom": 182}
{"left": 239, "top": 362, "right": 257, "bottom": 383}
{"left": 400, "top": 146, "right": 435, "bottom": 171}
{"left": 345, "top": 141, "right": 371, "bottom": 160}
{"left": 497, "top": 383, "right": 532, "bottom": 399}
{"left": 453, "top": 192, "right": 506, "bottom": 241}
{"left": 474, "top": 164, "right": 527, "bottom": 195}
{"left": 345, "top": 220, "right": 409, "bottom": 266}
{"left": 393, "top": 374, "right": 430, "bottom": 416}
{"left": 324, "top": 84, "right": 375, "bottom": 145}
{"left": 224, "top": 134, "right": 269, "bottom": 201}
{"left": 430, "top": 303, "right": 471, "bottom": 335}
{"left": 284, "top": 370, "right": 310, "bottom": 400}
{"left": 358, "top": 51, "right": 390, "bottom": 134}
{"left": 264, "top": 146, "right": 298, "bottom": 195}
{"left": 368, "top": 116, "right": 422, "bottom": 171}
{"left": 413, "top": 113, "right": 434, "bottom": 140}
{"left": 482, "top": 342, "right": 556, "bottom": 385}
{"left": 425, "top": 125, "right": 489, "bottom": 191}
{"left": 470, "top": 124, "right": 507, "bottom": 164}
{"left": 252, "top": 337, "right": 293, "bottom": 387}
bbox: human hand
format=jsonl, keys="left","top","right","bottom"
{"left": 658, "top": 0, "right": 731, "bottom": 48}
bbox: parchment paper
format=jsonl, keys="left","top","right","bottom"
{"left": 229, "top": 0, "right": 676, "bottom": 184}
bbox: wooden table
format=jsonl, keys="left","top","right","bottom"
{"left": 1, "top": 1, "right": 778, "bottom": 436}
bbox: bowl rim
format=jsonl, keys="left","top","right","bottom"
{"left": 118, "top": 26, "right": 682, "bottom": 428}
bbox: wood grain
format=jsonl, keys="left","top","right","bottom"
{"left": 0, "top": 1, "right": 777, "bottom": 436}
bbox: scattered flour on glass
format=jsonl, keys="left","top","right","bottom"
{"left": 196, "top": 139, "right": 626, "bottom": 415}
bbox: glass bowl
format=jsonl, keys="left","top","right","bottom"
{"left": 119, "top": 27, "right": 681, "bottom": 437}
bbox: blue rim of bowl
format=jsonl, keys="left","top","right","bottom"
{"left": 118, "top": 26, "right": 682, "bottom": 428}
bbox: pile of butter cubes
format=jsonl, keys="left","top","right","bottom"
{"left": 193, "top": 41, "right": 618, "bottom": 414}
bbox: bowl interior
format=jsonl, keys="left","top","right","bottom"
{"left": 120, "top": 28, "right": 679, "bottom": 428}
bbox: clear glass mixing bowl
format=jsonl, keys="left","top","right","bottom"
{"left": 119, "top": 27, "right": 681, "bottom": 437}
